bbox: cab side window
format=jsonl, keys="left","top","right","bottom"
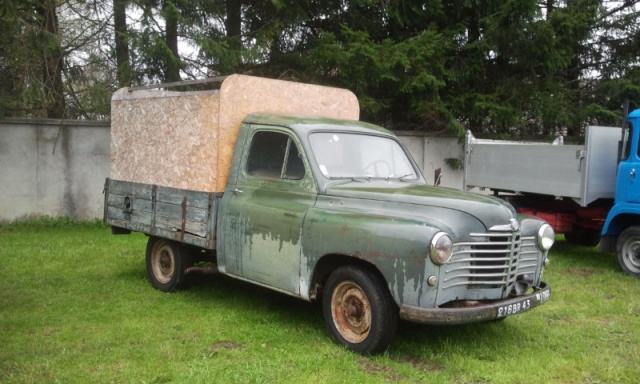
{"left": 246, "top": 131, "right": 305, "bottom": 180}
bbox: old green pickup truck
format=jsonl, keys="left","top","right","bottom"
{"left": 104, "top": 75, "right": 553, "bottom": 354}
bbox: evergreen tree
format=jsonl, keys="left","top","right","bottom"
{"left": 114, "top": 0, "right": 132, "bottom": 87}
{"left": 0, "top": 0, "right": 637, "bottom": 132}
{"left": 0, "top": 0, "right": 66, "bottom": 118}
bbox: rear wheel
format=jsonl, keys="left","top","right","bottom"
{"left": 322, "top": 265, "right": 398, "bottom": 354}
{"left": 146, "top": 237, "right": 192, "bottom": 291}
{"left": 616, "top": 226, "right": 640, "bottom": 278}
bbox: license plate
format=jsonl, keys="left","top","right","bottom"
{"left": 496, "top": 298, "right": 532, "bottom": 318}
{"left": 496, "top": 289, "right": 551, "bottom": 318}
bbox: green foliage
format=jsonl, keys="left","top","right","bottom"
{"left": 444, "top": 157, "right": 463, "bottom": 171}
{"left": 0, "top": 1, "right": 54, "bottom": 118}
{"left": 0, "top": 1, "right": 638, "bottom": 135}
{"left": 309, "top": 26, "right": 449, "bottom": 131}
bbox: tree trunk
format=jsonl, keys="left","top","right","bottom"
{"left": 222, "top": 0, "right": 242, "bottom": 74}
{"left": 114, "top": 0, "right": 131, "bottom": 88}
{"left": 35, "top": 0, "right": 65, "bottom": 118}
{"left": 163, "top": 0, "right": 180, "bottom": 82}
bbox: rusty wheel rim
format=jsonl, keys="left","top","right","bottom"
{"left": 331, "top": 281, "right": 371, "bottom": 343}
{"left": 151, "top": 242, "right": 175, "bottom": 284}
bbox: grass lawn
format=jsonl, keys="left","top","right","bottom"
{"left": 1, "top": 219, "right": 639, "bottom": 383}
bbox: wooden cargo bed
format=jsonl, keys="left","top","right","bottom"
{"left": 104, "top": 178, "right": 221, "bottom": 249}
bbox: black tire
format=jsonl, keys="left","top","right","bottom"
{"left": 565, "top": 229, "right": 601, "bottom": 247}
{"left": 145, "top": 237, "right": 192, "bottom": 291}
{"left": 322, "top": 265, "right": 398, "bottom": 354}
{"left": 616, "top": 226, "right": 640, "bottom": 278}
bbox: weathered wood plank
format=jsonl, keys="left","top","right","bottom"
{"left": 106, "top": 194, "right": 153, "bottom": 213}
{"left": 156, "top": 186, "right": 211, "bottom": 209}
{"left": 108, "top": 179, "right": 154, "bottom": 196}
{"left": 155, "top": 201, "right": 208, "bottom": 223}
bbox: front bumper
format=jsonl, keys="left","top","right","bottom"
{"left": 399, "top": 282, "right": 551, "bottom": 325}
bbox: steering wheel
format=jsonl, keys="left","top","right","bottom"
{"left": 363, "top": 160, "right": 391, "bottom": 177}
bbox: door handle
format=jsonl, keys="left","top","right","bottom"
{"left": 631, "top": 169, "right": 636, "bottom": 180}
{"left": 231, "top": 188, "right": 243, "bottom": 194}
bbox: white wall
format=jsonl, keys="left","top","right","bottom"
{"left": 396, "top": 133, "right": 464, "bottom": 189}
{"left": 0, "top": 119, "right": 110, "bottom": 221}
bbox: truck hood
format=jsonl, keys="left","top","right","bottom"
{"left": 325, "top": 181, "right": 516, "bottom": 231}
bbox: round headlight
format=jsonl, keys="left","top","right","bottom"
{"left": 537, "top": 224, "right": 555, "bottom": 251}
{"left": 430, "top": 232, "right": 453, "bottom": 265}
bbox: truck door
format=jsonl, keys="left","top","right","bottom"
{"left": 219, "top": 127, "right": 316, "bottom": 294}
{"left": 616, "top": 122, "right": 640, "bottom": 204}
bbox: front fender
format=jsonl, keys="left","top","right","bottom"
{"left": 302, "top": 208, "right": 436, "bottom": 308}
{"left": 602, "top": 203, "right": 640, "bottom": 236}
{"left": 300, "top": 196, "right": 485, "bottom": 309}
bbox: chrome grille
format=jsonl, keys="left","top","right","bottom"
{"left": 443, "top": 232, "right": 539, "bottom": 294}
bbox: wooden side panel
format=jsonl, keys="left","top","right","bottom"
{"left": 105, "top": 179, "right": 154, "bottom": 230}
{"left": 104, "top": 179, "right": 219, "bottom": 249}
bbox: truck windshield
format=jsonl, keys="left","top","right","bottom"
{"left": 309, "top": 132, "right": 418, "bottom": 180}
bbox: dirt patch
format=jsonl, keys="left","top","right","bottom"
{"left": 565, "top": 267, "right": 596, "bottom": 277}
{"left": 397, "top": 356, "right": 444, "bottom": 372}
{"left": 358, "top": 359, "right": 405, "bottom": 382}
{"left": 209, "top": 341, "right": 244, "bottom": 352}
{"left": 598, "top": 318, "right": 614, "bottom": 325}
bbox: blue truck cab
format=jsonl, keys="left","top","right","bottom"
{"left": 602, "top": 108, "right": 640, "bottom": 277}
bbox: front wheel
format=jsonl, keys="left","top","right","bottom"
{"left": 146, "top": 237, "right": 192, "bottom": 291}
{"left": 322, "top": 265, "right": 398, "bottom": 354}
{"left": 616, "top": 226, "right": 640, "bottom": 278}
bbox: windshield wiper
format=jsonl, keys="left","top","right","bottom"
{"left": 386, "top": 173, "right": 416, "bottom": 181}
{"left": 326, "top": 176, "right": 371, "bottom": 186}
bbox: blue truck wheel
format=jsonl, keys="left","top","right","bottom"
{"left": 616, "top": 226, "right": 640, "bottom": 278}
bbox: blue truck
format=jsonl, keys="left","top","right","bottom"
{"left": 465, "top": 106, "right": 640, "bottom": 278}
{"left": 601, "top": 108, "right": 640, "bottom": 277}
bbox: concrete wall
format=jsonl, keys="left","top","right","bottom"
{"left": 0, "top": 119, "right": 110, "bottom": 221}
{"left": 0, "top": 119, "right": 463, "bottom": 222}
{"left": 396, "top": 133, "right": 464, "bottom": 189}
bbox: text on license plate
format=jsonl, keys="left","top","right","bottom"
{"left": 496, "top": 299, "right": 531, "bottom": 318}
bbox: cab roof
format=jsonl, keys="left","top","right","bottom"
{"left": 242, "top": 112, "right": 394, "bottom": 136}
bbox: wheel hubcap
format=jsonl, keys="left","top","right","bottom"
{"left": 623, "top": 237, "right": 640, "bottom": 273}
{"left": 331, "top": 281, "right": 371, "bottom": 343}
{"left": 152, "top": 243, "right": 174, "bottom": 283}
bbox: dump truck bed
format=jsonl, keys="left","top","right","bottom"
{"left": 464, "top": 126, "right": 621, "bottom": 207}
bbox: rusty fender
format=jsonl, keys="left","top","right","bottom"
{"left": 301, "top": 204, "right": 441, "bottom": 306}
